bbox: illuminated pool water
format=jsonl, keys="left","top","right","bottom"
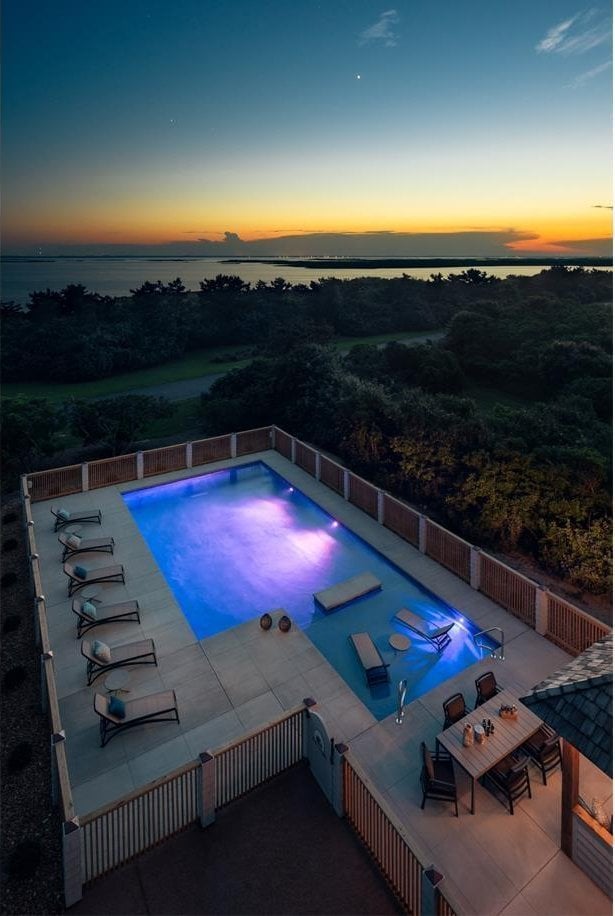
{"left": 123, "top": 462, "right": 496, "bottom": 717}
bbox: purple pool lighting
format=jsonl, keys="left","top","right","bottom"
{"left": 122, "top": 462, "right": 497, "bottom": 716}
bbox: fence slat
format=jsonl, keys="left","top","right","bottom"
{"left": 319, "top": 455, "right": 345, "bottom": 495}
{"left": 89, "top": 454, "right": 138, "bottom": 489}
{"left": 425, "top": 520, "right": 471, "bottom": 582}
{"left": 382, "top": 495, "right": 420, "bottom": 546}
{"left": 348, "top": 473, "right": 378, "bottom": 518}
{"left": 545, "top": 594, "right": 610, "bottom": 655}
{"left": 479, "top": 554, "right": 536, "bottom": 626}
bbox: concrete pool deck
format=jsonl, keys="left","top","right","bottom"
{"left": 31, "top": 450, "right": 611, "bottom": 915}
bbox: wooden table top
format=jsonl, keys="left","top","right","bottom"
{"left": 436, "top": 689, "right": 543, "bottom": 779}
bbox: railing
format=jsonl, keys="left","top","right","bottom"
{"left": 81, "top": 761, "right": 201, "bottom": 882}
{"left": 215, "top": 706, "right": 304, "bottom": 808}
{"left": 571, "top": 804, "right": 613, "bottom": 898}
{"left": 27, "top": 464, "right": 82, "bottom": 501}
{"left": 425, "top": 520, "right": 471, "bottom": 582}
{"left": 192, "top": 434, "right": 232, "bottom": 465}
{"left": 343, "top": 755, "right": 459, "bottom": 915}
{"left": 348, "top": 472, "right": 379, "bottom": 518}
{"left": 89, "top": 454, "right": 138, "bottom": 489}
{"left": 319, "top": 454, "right": 345, "bottom": 494}
{"left": 546, "top": 594, "right": 611, "bottom": 655}
{"left": 79, "top": 705, "right": 305, "bottom": 884}
{"left": 236, "top": 426, "right": 272, "bottom": 455}
{"left": 143, "top": 443, "right": 187, "bottom": 476}
{"left": 479, "top": 553, "right": 536, "bottom": 627}
{"left": 382, "top": 494, "right": 420, "bottom": 547}
{"left": 23, "top": 427, "right": 609, "bottom": 658}
{"left": 294, "top": 440, "right": 317, "bottom": 476}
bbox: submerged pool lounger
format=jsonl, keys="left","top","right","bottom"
{"left": 314, "top": 572, "right": 382, "bottom": 611}
{"left": 350, "top": 632, "right": 390, "bottom": 686}
{"left": 394, "top": 607, "right": 454, "bottom": 651}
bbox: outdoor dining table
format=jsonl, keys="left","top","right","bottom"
{"left": 435, "top": 689, "right": 544, "bottom": 814}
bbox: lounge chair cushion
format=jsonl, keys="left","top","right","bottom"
{"left": 57, "top": 508, "right": 71, "bottom": 520}
{"left": 74, "top": 565, "right": 88, "bottom": 578}
{"left": 82, "top": 600, "right": 97, "bottom": 618}
{"left": 92, "top": 640, "right": 111, "bottom": 663}
{"left": 108, "top": 696, "right": 126, "bottom": 719}
{"left": 67, "top": 533, "right": 82, "bottom": 549}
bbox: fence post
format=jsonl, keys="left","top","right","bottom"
{"left": 231, "top": 433, "right": 237, "bottom": 458}
{"left": 315, "top": 452, "right": 321, "bottom": 481}
{"left": 186, "top": 441, "right": 193, "bottom": 468}
{"left": 302, "top": 697, "right": 317, "bottom": 758}
{"left": 535, "top": 587, "right": 548, "bottom": 635}
{"left": 62, "top": 818, "right": 84, "bottom": 908}
{"left": 51, "top": 731, "right": 65, "bottom": 806}
{"left": 418, "top": 515, "right": 427, "bottom": 553}
{"left": 136, "top": 451, "right": 144, "bottom": 479}
{"left": 41, "top": 651, "right": 53, "bottom": 713}
{"left": 81, "top": 462, "right": 89, "bottom": 492}
{"left": 291, "top": 438, "right": 297, "bottom": 463}
{"left": 377, "top": 490, "right": 385, "bottom": 524}
{"left": 331, "top": 743, "right": 348, "bottom": 817}
{"left": 421, "top": 865, "right": 444, "bottom": 916}
{"left": 34, "top": 594, "right": 44, "bottom": 649}
{"left": 470, "top": 546, "right": 481, "bottom": 590}
{"left": 199, "top": 752, "right": 216, "bottom": 827}
{"left": 343, "top": 469, "right": 350, "bottom": 501}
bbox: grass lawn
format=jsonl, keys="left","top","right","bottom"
{"left": 2, "top": 331, "right": 444, "bottom": 402}
{"left": 143, "top": 397, "right": 202, "bottom": 438}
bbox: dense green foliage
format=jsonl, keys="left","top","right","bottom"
{"left": 199, "top": 269, "right": 612, "bottom": 594}
{"left": 2, "top": 267, "right": 611, "bottom": 595}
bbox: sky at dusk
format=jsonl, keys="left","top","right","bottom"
{"left": 2, "top": 1, "right": 612, "bottom": 257}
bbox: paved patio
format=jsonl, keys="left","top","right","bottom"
{"left": 31, "top": 450, "right": 612, "bottom": 914}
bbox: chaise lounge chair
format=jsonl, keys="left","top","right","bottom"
{"left": 51, "top": 505, "right": 102, "bottom": 532}
{"left": 64, "top": 561, "right": 125, "bottom": 596}
{"left": 394, "top": 608, "right": 454, "bottom": 652}
{"left": 350, "top": 632, "right": 390, "bottom": 686}
{"left": 81, "top": 637, "right": 157, "bottom": 685}
{"left": 58, "top": 532, "right": 115, "bottom": 562}
{"left": 94, "top": 689, "right": 179, "bottom": 747}
{"left": 72, "top": 596, "right": 140, "bottom": 638}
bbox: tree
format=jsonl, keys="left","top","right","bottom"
{"left": 1, "top": 397, "right": 61, "bottom": 477}
{"left": 69, "top": 396, "right": 172, "bottom": 454}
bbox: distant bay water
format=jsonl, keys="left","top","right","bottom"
{"left": 1, "top": 256, "right": 611, "bottom": 304}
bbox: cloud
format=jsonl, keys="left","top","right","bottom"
{"left": 592, "top": 203, "right": 613, "bottom": 209}
{"left": 546, "top": 236, "right": 613, "bottom": 256}
{"left": 536, "top": 9, "right": 611, "bottom": 54}
{"left": 567, "top": 60, "right": 612, "bottom": 86}
{"left": 359, "top": 10, "right": 399, "bottom": 47}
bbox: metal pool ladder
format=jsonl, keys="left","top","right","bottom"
{"left": 395, "top": 679, "right": 407, "bottom": 725}
{"left": 474, "top": 627, "right": 505, "bottom": 660}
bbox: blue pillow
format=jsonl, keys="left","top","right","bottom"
{"left": 57, "top": 508, "right": 71, "bottom": 520}
{"left": 82, "top": 600, "right": 97, "bottom": 618}
{"left": 74, "top": 565, "right": 88, "bottom": 578}
{"left": 108, "top": 696, "right": 126, "bottom": 719}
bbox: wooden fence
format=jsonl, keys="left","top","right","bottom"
{"left": 382, "top": 494, "right": 420, "bottom": 547}
{"left": 214, "top": 706, "right": 304, "bottom": 808}
{"left": 81, "top": 762, "right": 201, "bottom": 882}
{"left": 571, "top": 804, "right": 613, "bottom": 899}
{"left": 545, "top": 594, "right": 611, "bottom": 656}
{"left": 89, "top": 454, "right": 138, "bottom": 489}
{"left": 192, "top": 434, "right": 232, "bottom": 465}
{"left": 478, "top": 553, "right": 536, "bottom": 628}
{"left": 23, "top": 426, "right": 610, "bottom": 657}
{"left": 425, "top": 520, "right": 471, "bottom": 583}
{"left": 348, "top": 472, "right": 379, "bottom": 519}
{"left": 343, "top": 756, "right": 459, "bottom": 915}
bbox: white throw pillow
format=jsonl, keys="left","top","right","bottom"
{"left": 92, "top": 640, "right": 111, "bottom": 663}
{"left": 67, "top": 534, "right": 82, "bottom": 549}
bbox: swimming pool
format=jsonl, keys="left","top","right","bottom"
{"left": 123, "top": 462, "right": 496, "bottom": 717}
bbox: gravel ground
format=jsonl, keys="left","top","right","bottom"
{"left": 0, "top": 496, "right": 64, "bottom": 915}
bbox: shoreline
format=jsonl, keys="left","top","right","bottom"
{"left": 221, "top": 256, "right": 613, "bottom": 269}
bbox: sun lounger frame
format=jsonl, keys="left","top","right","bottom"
{"left": 395, "top": 607, "right": 454, "bottom": 651}
{"left": 58, "top": 533, "right": 115, "bottom": 562}
{"left": 51, "top": 505, "right": 102, "bottom": 532}
{"left": 72, "top": 596, "right": 140, "bottom": 637}
{"left": 349, "top": 632, "right": 390, "bottom": 686}
{"left": 94, "top": 690, "right": 179, "bottom": 747}
{"left": 64, "top": 561, "right": 125, "bottom": 596}
{"left": 81, "top": 637, "right": 157, "bottom": 685}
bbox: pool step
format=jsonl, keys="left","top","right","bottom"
{"left": 314, "top": 572, "right": 382, "bottom": 611}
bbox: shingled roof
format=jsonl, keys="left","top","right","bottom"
{"left": 520, "top": 634, "right": 612, "bottom": 777}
